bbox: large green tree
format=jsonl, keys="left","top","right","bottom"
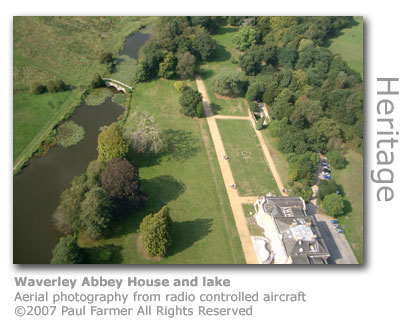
{"left": 51, "top": 235, "right": 83, "bottom": 264}
{"left": 100, "top": 158, "right": 145, "bottom": 219}
{"left": 140, "top": 206, "right": 173, "bottom": 257}
{"left": 323, "top": 193, "right": 344, "bottom": 217}
{"left": 192, "top": 30, "right": 216, "bottom": 61}
{"left": 97, "top": 123, "right": 129, "bottom": 162}
{"left": 80, "top": 187, "right": 112, "bottom": 239}
{"left": 232, "top": 26, "right": 257, "bottom": 51}
{"left": 176, "top": 52, "right": 196, "bottom": 80}
{"left": 179, "top": 87, "right": 203, "bottom": 117}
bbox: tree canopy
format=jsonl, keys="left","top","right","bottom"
{"left": 97, "top": 123, "right": 129, "bottom": 162}
{"left": 51, "top": 235, "right": 83, "bottom": 264}
{"left": 140, "top": 206, "right": 173, "bottom": 257}
{"left": 100, "top": 158, "right": 145, "bottom": 219}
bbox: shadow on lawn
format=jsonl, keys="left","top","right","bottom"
{"left": 163, "top": 129, "right": 201, "bottom": 162}
{"left": 109, "top": 175, "right": 186, "bottom": 238}
{"left": 167, "top": 218, "right": 213, "bottom": 256}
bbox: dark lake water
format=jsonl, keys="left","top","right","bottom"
{"left": 119, "top": 31, "right": 149, "bottom": 59}
{"left": 13, "top": 100, "right": 124, "bottom": 264}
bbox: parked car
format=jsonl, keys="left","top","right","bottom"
{"left": 336, "top": 229, "right": 344, "bottom": 234}
{"left": 323, "top": 174, "right": 331, "bottom": 180}
{"left": 323, "top": 168, "right": 331, "bottom": 174}
{"left": 331, "top": 219, "right": 339, "bottom": 224}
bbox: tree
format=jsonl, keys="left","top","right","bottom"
{"left": 179, "top": 87, "right": 203, "bottom": 117}
{"left": 176, "top": 52, "right": 196, "bottom": 80}
{"left": 51, "top": 235, "right": 83, "bottom": 264}
{"left": 99, "top": 52, "right": 113, "bottom": 64}
{"left": 318, "top": 179, "right": 338, "bottom": 200}
{"left": 135, "top": 61, "right": 150, "bottom": 83}
{"left": 97, "top": 123, "right": 129, "bottom": 162}
{"left": 90, "top": 73, "right": 104, "bottom": 88}
{"left": 278, "top": 45, "right": 297, "bottom": 68}
{"left": 239, "top": 46, "right": 263, "bottom": 75}
{"left": 29, "top": 82, "right": 46, "bottom": 94}
{"left": 211, "top": 71, "right": 247, "bottom": 97}
{"left": 327, "top": 150, "right": 347, "bottom": 169}
{"left": 249, "top": 101, "right": 259, "bottom": 112}
{"left": 158, "top": 51, "right": 176, "bottom": 79}
{"left": 80, "top": 187, "right": 112, "bottom": 239}
{"left": 192, "top": 31, "right": 216, "bottom": 61}
{"left": 232, "top": 26, "right": 257, "bottom": 51}
{"left": 246, "top": 80, "right": 265, "bottom": 102}
{"left": 323, "top": 193, "right": 344, "bottom": 217}
{"left": 53, "top": 174, "right": 89, "bottom": 235}
{"left": 256, "top": 116, "right": 265, "bottom": 130}
{"left": 271, "top": 88, "right": 294, "bottom": 120}
{"left": 140, "top": 206, "right": 173, "bottom": 257}
{"left": 228, "top": 16, "right": 244, "bottom": 26}
{"left": 100, "top": 158, "right": 145, "bottom": 219}
{"left": 124, "top": 111, "right": 164, "bottom": 154}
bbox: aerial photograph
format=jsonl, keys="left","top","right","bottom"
{"left": 13, "top": 16, "right": 363, "bottom": 264}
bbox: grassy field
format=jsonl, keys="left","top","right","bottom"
{"left": 217, "top": 119, "right": 280, "bottom": 197}
{"left": 13, "top": 16, "right": 155, "bottom": 172}
{"left": 200, "top": 27, "right": 248, "bottom": 116}
{"left": 326, "top": 17, "right": 363, "bottom": 77}
{"left": 331, "top": 150, "right": 363, "bottom": 263}
{"left": 261, "top": 124, "right": 290, "bottom": 187}
{"left": 79, "top": 79, "right": 245, "bottom": 264}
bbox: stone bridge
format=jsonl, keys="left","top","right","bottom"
{"left": 102, "top": 78, "right": 132, "bottom": 93}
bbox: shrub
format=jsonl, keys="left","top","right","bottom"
{"left": 51, "top": 235, "right": 83, "bottom": 264}
{"left": 55, "top": 121, "right": 85, "bottom": 148}
{"left": 173, "top": 81, "right": 186, "bottom": 92}
{"left": 211, "top": 71, "right": 247, "bottom": 97}
{"left": 140, "top": 206, "right": 173, "bottom": 257}
{"left": 327, "top": 150, "right": 347, "bottom": 169}
{"left": 97, "top": 123, "right": 129, "bottom": 162}
{"left": 29, "top": 82, "right": 46, "bottom": 94}
{"left": 256, "top": 116, "right": 265, "bottom": 130}
{"left": 323, "top": 193, "right": 344, "bottom": 217}
{"left": 80, "top": 187, "right": 112, "bottom": 239}
{"left": 100, "top": 158, "right": 145, "bottom": 219}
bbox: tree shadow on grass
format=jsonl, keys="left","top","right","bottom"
{"left": 215, "top": 26, "right": 237, "bottom": 36}
{"left": 200, "top": 69, "right": 215, "bottom": 81}
{"left": 167, "top": 218, "right": 213, "bottom": 256}
{"left": 210, "top": 103, "right": 222, "bottom": 115}
{"left": 163, "top": 129, "right": 201, "bottom": 162}
{"left": 82, "top": 244, "right": 123, "bottom": 264}
{"left": 109, "top": 175, "right": 186, "bottom": 238}
{"left": 212, "top": 43, "right": 231, "bottom": 62}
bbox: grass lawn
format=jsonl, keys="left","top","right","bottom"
{"left": 217, "top": 119, "right": 280, "bottom": 197}
{"left": 326, "top": 17, "right": 363, "bottom": 77}
{"left": 13, "top": 90, "right": 75, "bottom": 163}
{"left": 13, "top": 16, "right": 155, "bottom": 172}
{"left": 261, "top": 124, "right": 290, "bottom": 187}
{"left": 79, "top": 79, "right": 245, "bottom": 264}
{"left": 331, "top": 149, "right": 363, "bottom": 263}
{"left": 200, "top": 27, "right": 248, "bottom": 116}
